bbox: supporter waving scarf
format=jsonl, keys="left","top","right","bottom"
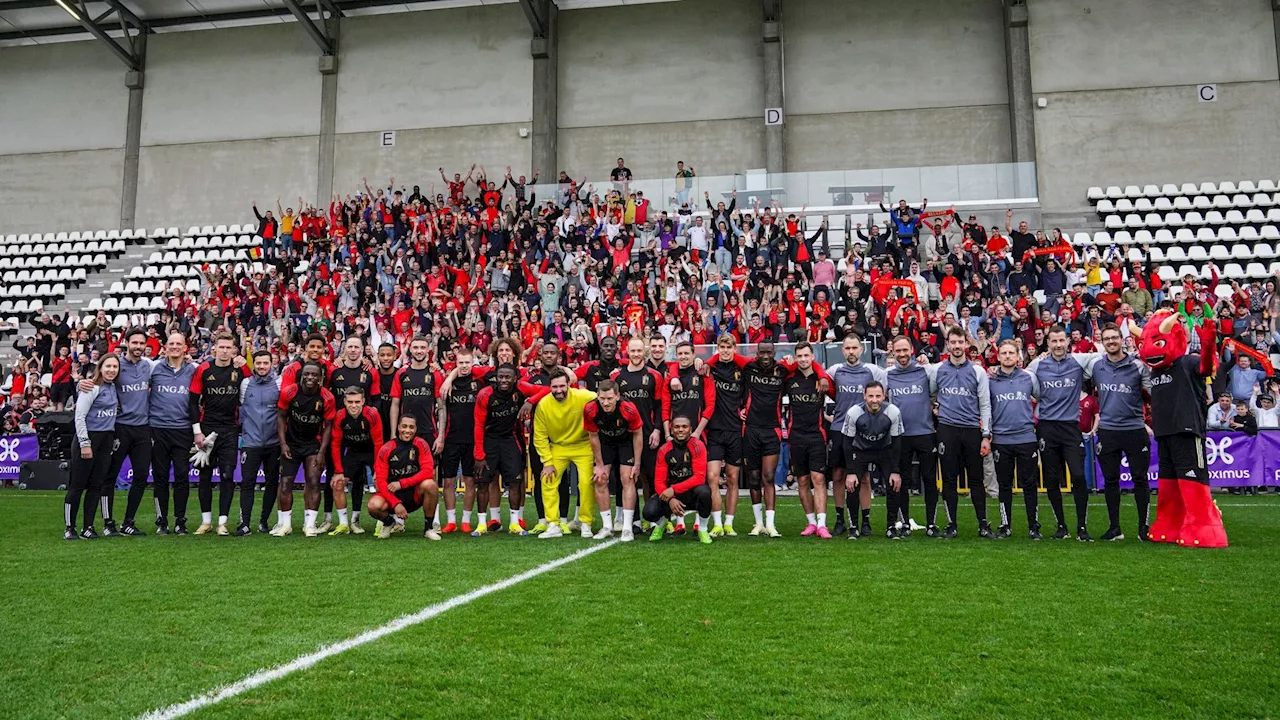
{"left": 1224, "top": 338, "right": 1275, "bottom": 375}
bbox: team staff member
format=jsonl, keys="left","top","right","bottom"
{"left": 99, "top": 329, "right": 152, "bottom": 536}
{"left": 585, "top": 380, "right": 644, "bottom": 541}
{"left": 885, "top": 336, "right": 941, "bottom": 537}
{"left": 329, "top": 336, "right": 376, "bottom": 532}
{"left": 150, "top": 333, "right": 200, "bottom": 535}
{"left": 787, "top": 342, "right": 835, "bottom": 538}
{"left": 65, "top": 354, "right": 120, "bottom": 540}
{"left": 644, "top": 416, "right": 713, "bottom": 545}
{"left": 611, "top": 338, "right": 666, "bottom": 535}
{"left": 1027, "top": 325, "right": 1100, "bottom": 542}
{"left": 826, "top": 333, "right": 886, "bottom": 537}
{"left": 1092, "top": 322, "right": 1153, "bottom": 541}
{"left": 240, "top": 350, "right": 282, "bottom": 534}
{"left": 272, "top": 362, "right": 337, "bottom": 537}
{"left": 934, "top": 326, "right": 994, "bottom": 539}
{"left": 988, "top": 341, "right": 1042, "bottom": 539}
{"left": 190, "top": 333, "right": 246, "bottom": 536}
{"left": 532, "top": 370, "right": 597, "bottom": 540}
{"left": 709, "top": 341, "right": 790, "bottom": 538}
{"left": 435, "top": 347, "right": 485, "bottom": 534}
{"left": 702, "top": 334, "right": 746, "bottom": 536}
{"left": 367, "top": 415, "right": 441, "bottom": 540}
{"left": 841, "top": 382, "right": 905, "bottom": 538}
{"left": 329, "top": 387, "right": 384, "bottom": 535}
{"left": 523, "top": 342, "right": 572, "bottom": 533}
{"left": 662, "top": 341, "right": 713, "bottom": 533}
{"left": 474, "top": 364, "right": 549, "bottom": 535}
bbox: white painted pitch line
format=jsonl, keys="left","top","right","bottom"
{"left": 137, "top": 539, "right": 619, "bottom": 720}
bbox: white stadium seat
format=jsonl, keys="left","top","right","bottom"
{"left": 1135, "top": 198, "right": 1154, "bottom": 213}
{"left": 1124, "top": 214, "right": 1143, "bottom": 229}
{"left": 1154, "top": 229, "right": 1175, "bottom": 244}
{"left": 1144, "top": 213, "right": 1165, "bottom": 228}
{"left": 1106, "top": 186, "right": 1124, "bottom": 199}
{"left": 1158, "top": 266, "right": 1177, "bottom": 282}
{"left": 1105, "top": 215, "right": 1124, "bottom": 230}
{"left": 1205, "top": 211, "right": 1226, "bottom": 226}
{"left": 1143, "top": 184, "right": 1161, "bottom": 198}
{"left": 1174, "top": 196, "right": 1193, "bottom": 211}
{"left": 1261, "top": 226, "right": 1280, "bottom": 241}
{"left": 1209, "top": 245, "right": 1230, "bottom": 261}
{"left": 1166, "top": 247, "right": 1188, "bottom": 262}
{"left": 1154, "top": 197, "right": 1174, "bottom": 212}
{"left": 1233, "top": 194, "right": 1253, "bottom": 208}
{"left": 1093, "top": 231, "right": 1111, "bottom": 246}
{"left": 1240, "top": 227, "right": 1261, "bottom": 242}
{"left": 1163, "top": 183, "right": 1182, "bottom": 197}
{"left": 1088, "top": 187, "right": 1105, "bottom": 201}
{"left": 1213, "top": 195, "right": 1233, "bottom": 210}
{"left": 1230, "top": 243, "right": 1251, "bottom": 260}
{"left": 1255, "top": 194, "right": 1274, "bottom": 208}
{"left": 1124, "top": 185, "right": 1143, "bottom": 199}
{"left": 1133, "top": 230, "right": 1154, "bottom": 245}
{"left": 1222, "top": 263, "right": 1245, "bottom": 280}
{"left": 1218, "top": 227, "right": 1239, "bottom": 242}
{"left": 1247, "top": 209, "right": 1268, "bottom": 225}
{"left": 1195, "top": 228, "right": 1217, "bottom": 243}
{"left": 1198, "top": 182, "right": 1219, "bottom": 196}
{"left": 1072, "top": 232, "right": 1091, "bottom": 245}
{"left": 1148, "top": 246, "right": 1166, "bottom": 262}
{"left": 1165, "top": 212, "right": 1185, "bottom": 228}
{"left": 1247, "top": 262, "right": 1269, "bottom": 278}
{"left": 1096, "top": 199, "right": 1116, "bottom": 215}
{"left": 1254, "top": 243, "right": 1275, "bottom": 259}
{"left": 1116, "top": 199, "right": 1135, "bottom": 214}
{"left": 1225, "top": 210, "right": 1246, "bottom": 225}
{"left": 1127, "top": 248, "right": 1145, "bottom": 262}
{"left": 1188, "top": 246, "right": 1209, "bottom": 262}
{"left": 1220, "top": 181, "right": 1239, "bottom": 195}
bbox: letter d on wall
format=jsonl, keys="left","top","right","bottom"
{"left": 765, "top": 108, "right": 784, "bottom": 126}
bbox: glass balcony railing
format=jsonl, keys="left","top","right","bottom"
{"left": 529, "top": 162, "right": 1037, "bottom": 212}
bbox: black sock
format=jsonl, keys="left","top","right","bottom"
{"left": 860, "top": 508, "right": 870, "bottom": 525}
{"left": 834, "top": 506, "right": 846, "bottom": 524}
{"left": 1135, "top": 485, "right": 1151, "bottom": 528}
{"left": 1105, "top": 484, "right": 1122, "bottom": 528}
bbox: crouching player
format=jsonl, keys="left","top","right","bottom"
{"left": 644, "top": 415, "right": 713, "bottom": 544}
{"left": 368, "top": 415, "right": 441, "bottom": 540}
{"left": 329, "top": 387, "right": 384, "bottom": 535}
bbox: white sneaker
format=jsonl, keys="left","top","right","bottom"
{"left": 215, "top": 523, "right": 229, "bottom": 537}
{"left": 580, "top": 523, "right": 593, "bottom": 539}
{"left": 539, "top": 523, "right": 564, "bottom": 539}
{"left": 375, "top": 522, "right": 393, "bottom": 539}
{"left": 765, "top": 525, "right": 782, "bottom": 538}
{"left": 268, "top": 523, "right": 292, "bottom": 537}
{"left": 423, "top": 529, "right": 442, "bottom": 541}
{"left": 315, "top": 520, "right": 333, "bottom": 534}
{"left": 391, "top": 521, "right": 405, "bottom": 534}
{"left": 350, "top": 521, "right": 365, "bottom": 535}
{"left": 303, "top": 525, "right": 319, "bottom": 537}
{"left": 908, "top": 517, "right": 926, "bottom": 531}
{"left": 748, "top": 524, "right": 765, "bottom": 536}
{"left": 592, "top": 527, "right": 613, "bottom": 540}
{"left": 567, "top": 519, "right": 582, "bottom": 532}
{"left": 620, "top": 528, "right": 634, "bottom": 542}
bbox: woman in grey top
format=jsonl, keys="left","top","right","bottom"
{"left": 64, "top": 353, "right": 120, "bottom": 540}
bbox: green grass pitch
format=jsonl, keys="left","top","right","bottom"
{"left": 2, "top": 490, "right": 1278, "bottom": 719}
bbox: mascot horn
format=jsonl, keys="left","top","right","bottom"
{"left": 1138, "top": 309, "right": 1228, "bottom": 548}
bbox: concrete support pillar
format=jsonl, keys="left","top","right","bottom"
{"left": 530, "top": 1, "right": 558, "bottom": 177}
{"left": 762, "top": 0, "right": 785, "bottom": 175}
{"left": 1272, "top": 0, "right": 1280, "bottom": 86}
{"left": 120, "top": 32, "right": 146, "bottom": 231}
{"left": 316, "top": 16, "right": 340, "bottom": 208}
{"left": 1003, "top": 0, "right": 1035, "bottom": 164}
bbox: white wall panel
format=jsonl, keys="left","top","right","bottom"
{"left": 0, "top": 41, "right": 128, "bottom": 155}
{"left": 0, "top": 150, "right": 123, "bottom": 233}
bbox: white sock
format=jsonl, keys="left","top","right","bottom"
{"left": 201, "top": 511, "right": 212, "bottom": 524}
{"left": 698, "top": 514, "right": 710, "bottom": 531}
{"left": 766, "top": 509, "right": 776, "bottom": 528}
{"left": 278, "top": 510, "right": 291, "bottom": 527}
{"left": 462, "top": 510, "right": 472, "bottom": 525}
{"left": 337, "top": 509, "right": 347, "bottom": 525}
{"left": 478, "top": 510, "right": 487, "bottom": 526}
{"left": 510, "top": 506, "right": 522, "bottom": 525}
{"left": 393, "top": 515, "right": 405, "bottom": 526}
{"left": 682, "top": 511, "right": 692, "bottom": 526}
{"left": 615, "top": 507, "right": 625, "bottom": 526}
{"left": 601, "top": 511, "right": 613, "bottom": 531}
{"left": 726, "top": 513, "right": 735, "bottom": 527}
{"left": 217, "top": 514, "right": 227, "bottom": 526}
{"left": 712, "top": 510, "right": 723, "bottom": 527}
{"left": 304, "top": 510, "right": 317, "bottom": 527}
{"left": 446, "top": 508, "right": 457, "bottom": 524}
{"left": 752, "top": 503, "right": 763, "bottom": 526}
{"left": 351, "top": 511, "right": 360, "bottom": 523}
{"left": 817, "top": 512, "right": 827, "bottom": 528}
{"left": 433, "top": 505, "right": 441, "bottom": 526}
{"left": 622, "top": 508, "right": 634, "bottom": 528}
{"left": 806, "top": 512, "right": 816, "bottom": 525}
{"left": 323, "top": 511, "right": 331, "bottom": 524}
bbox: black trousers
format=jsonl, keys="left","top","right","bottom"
{"left": 900, "top": 433, "right": 938, "bottom": 526}
{"left": 937, "top": 424, "right": 987, "bottom": 525}
{"left": 1097, "top": 428, "right": 1152, "bottom": 529}
{"left": 993, "top": 441, "right": 1040, "bottom": 529}
{"left": 65, "top": 430, "right": 114, "bottom": 529}
{"left": 1038, "top": 420, "right": 1087, "bottom": 529}
{"left": 642, "top": 484, "right": 712, "bottom": 524}
{"left": 197, "top": 428, "right": 240, "bottom": 520}
{"left": 242, "top": 445, "right": 281, "bottom": 525}
{"left": 151, "top": 427, "right": 194, "bottom": 523}
{"left": 114, "top": 423, "right": 154, "bottom": 524}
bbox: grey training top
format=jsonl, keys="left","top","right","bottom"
{"left": 75, "top": 382, "right": 118, "bottom": 447}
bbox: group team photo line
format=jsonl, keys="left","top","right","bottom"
{"left": 58, "top": 309, "right": 1227, "bottom": 548}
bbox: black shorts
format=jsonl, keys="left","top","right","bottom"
{"left": 440, "top": 441, "right": 475, "bottom": 478}
{"left": 828, "top": 432, "right": 851, "bottom": 469}
{"left": 1157, "top": 433, "right": 1208, "bottom": 485}
{"left": 392, "top": 486, "right": 423, "bottom": 513}
{"left": 705, "top": 427, "right": 743, "bottom": 465}
{"left": 336, "top": 453, "right": 374, "bottom": 485}
{"left": 789, "top": 434, "right": 828, "bottom": 476}
{"left": 601, "top": 442, "right": 637, "bottom": 469}
{"left": 847, "top": 446, "right": 886, "bottom": 478}
{"left": 481, "top": 439, "right": 523, "bottom": 487}
{"left": 51, "top": 381, "right": 73, "bottom": 405}
{"left": 742, "top": 426, "right": 781, "bottom": 469}
{"left": 281, "top": 447, "right": 321, "bottom": 484}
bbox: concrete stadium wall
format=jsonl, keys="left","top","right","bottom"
{"left": 1027, "top": 0, "right": 1280, "bottom": 214}
{"left": 0, "top": 42, "right": 129, "bottom": 232}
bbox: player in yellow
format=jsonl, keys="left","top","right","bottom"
{"left": 532, "top": 369, "right": 598, "bottom": 539}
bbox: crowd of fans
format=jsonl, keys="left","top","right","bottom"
{"left": 5, "top": 156, "right": 1280, "bottom": 440}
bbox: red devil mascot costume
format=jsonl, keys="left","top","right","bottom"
{"left": 1138, "top": 309, "right": 1228, "bottom": 548}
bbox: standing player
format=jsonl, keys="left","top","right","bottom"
{"left": 532, "top": 370, "right": 597, "bottom": 539}
{"left": 370, "top": 342, "right": 400, "bottom": 441}
{"left": 585, "top": 380, "right": 644, "bottom": 541}
{"left": 988, "top": 340, "right": 1042, "bottom": 539}
{"left": 575, "top": 335, "right": 622, "bottom": 392}
{"left": 436, "top": 347, "right": 486, "bottom": 534}
{"left": 934, "top": 326, "right": 995, "bottom": 539}
{"left": 826, "top": 333, "right": 886, "bottom": 537}
{"left": 329, "top": 336, "right": 376, "bottom": 532}
{"left": 646, "top": 335, "right": 669, "bottom": 374}
{"left": 367, "top": 415, "right": 441, "bottom": 540}
{"left": 611, "top": 338, "right": 666, "bottom": 534}
{"left": 709, "top": 341, "right": 790, "bottom": 538}
{"left": 702, "top": 334, "right": 746, "bottom": 536}
{"left": 1026, "top": 325, "right": 1099, "bottom": 541}
{"left": 149, "top": 333, "right": 199, "bottom": 535}
{"left": 330, "top": 387, "right": 384, "bottom": 535}
{"left": 885, "top": 336, "right": 941, "bottom": 536}
{"left": 389, "top": 336, "right": 445, "bottom": 526}
{"left": 644, "top": 415, "right": 713, "bottom": 545}
{"left": 1092, "top": 322, "right": 1152, "bottom": 541}
{"left": 474, "top": 364, "right": 550, "bottom": 535}
{"left": 281, "top": 333, "right": 338, "bottom": 530}
{"left": 786, "top": 342, "right": 835, "bottom": 538}
{"left": 841, "top": 382, "right": 905, "bottom": 538}
{"left": 190, "top": 333, "right": 246, "bottom": 536}
{"left": 663, "top": 341, "right": 713, "bottom": 532}
{"left": 240, "top": 350, "right": 282, "bottom": 534}
{"left": 103, "top": 328, "right": 154, "bottom": 536}
{"left": 271, "top": 362, "right": 336, "bottom": 537}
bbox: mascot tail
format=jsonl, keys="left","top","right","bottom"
{"left": 1177, "top": 480, "right": 1229, "bottom": 549}
{"left": 1147, "top": 478, "right": 1184, "bottom": 544}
